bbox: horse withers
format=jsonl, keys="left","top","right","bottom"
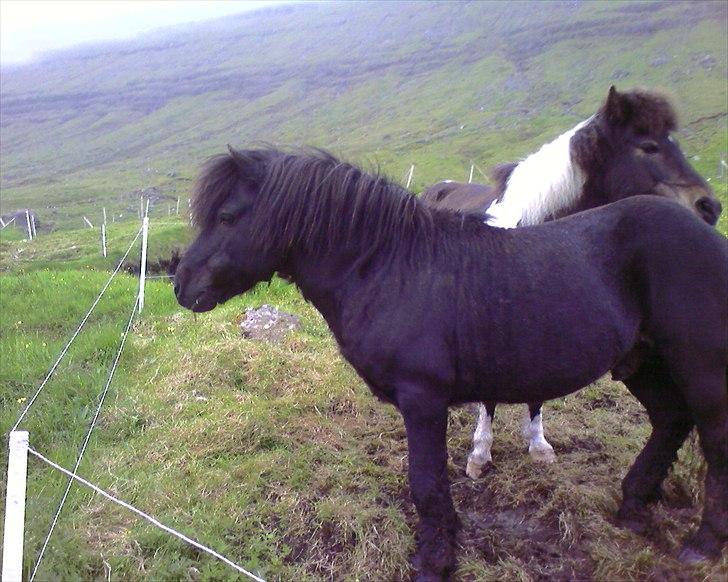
{"left": 174, "top": 148, "right": 727, "bottom": 580}
{"left": 422, "top": 86, "right": 723, "bottom": 478}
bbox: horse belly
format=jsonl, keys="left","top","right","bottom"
{"left": 457, "top": 282, "right": 639, "bottom": 404}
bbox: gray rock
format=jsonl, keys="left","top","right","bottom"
{"left": 239, "top": 304, "right": 301, "bottom": 342}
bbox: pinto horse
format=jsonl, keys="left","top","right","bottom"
{"left": 174, "top": 148, "right": 727, "bottom": 580}
{"left": 422, "top": 87, "right": 723, "bottom": 478}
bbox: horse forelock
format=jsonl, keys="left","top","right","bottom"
{"left": 602, "top": 88, "right": 677, "bottom": 136}
{"left": 190, "top": 154, "right": 241, "bottom": 229}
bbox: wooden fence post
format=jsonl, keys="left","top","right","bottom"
{"left": 25, "top": 210, "right": 33, "bottom": 240}
{"left": 138, "top": 217, "right": 149, "bottom": 313}
{"left": 405, "top": 164, "right": 415, "bottom": 189}
{"left": 2, "top": 430, "right": 29, "bottom": 582}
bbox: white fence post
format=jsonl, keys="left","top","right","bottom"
{"left": 31, "top": 215, "right": 37, "bottom": 238}
{"left": 83, "top": 217, "right": 94, "bottom": 229}
{"left": 25, "top": 210, "right": 33, "bottom": 240}
{"left": 2, "top": 430, "right": 29, "bottom": 582}
{"left": 468, "top": 163, "right": 475, "bottom": 184}
{"left": 405, "top": 164, "right": 415, "bottom": 189}
{"left": 103, "top": 207, "right": 107, "bottom": 225}
{"left": 101, "top": 223, "right": 107, "bottom": 258}
{"left": 0, "top": 217, "right": 5, "bottom": 228}
{"left": 138, "top": 217, "right": 149, "bottom": 313}
{"left": 176, "top": 198, "right": 180, "bottom": 215}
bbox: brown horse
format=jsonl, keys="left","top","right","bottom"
{"left": 421, "top": 87, "right": 722, "bottom": 479}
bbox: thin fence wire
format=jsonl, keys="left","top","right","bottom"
{"left": 11, "top": 226, "right": 143, "bottom": 432}
{"left": 10, "top": 231, "right": 143, "bottom": 264}
{"left": 26, "top": 447, "right": 266, "bottom": 582}
{"left": 29, "top": 295, "right": 139, "bottom": 581}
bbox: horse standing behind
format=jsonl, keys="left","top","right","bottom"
{"left": 422, "top": 86, "right": 723, "bottom": 478}
{"left": 174, "top": 147, "right": 727, "bottom": 580}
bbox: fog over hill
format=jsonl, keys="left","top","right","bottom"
{"left": 1, "top": 0, "right": 726, "bottom": 228}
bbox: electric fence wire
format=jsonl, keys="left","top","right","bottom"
{"left": 10, "top": 225, "right": 143, "bottom": 433}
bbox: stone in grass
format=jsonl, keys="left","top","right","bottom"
{"left": 239, "top": 304, "right": 301, "bottom": 342}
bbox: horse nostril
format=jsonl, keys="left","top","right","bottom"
{"left": 696, "top": 197, "right": 722, "bottom": 226}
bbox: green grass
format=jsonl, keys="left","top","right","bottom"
{"left": 1, "top": 216, "right": 727, "bottom": 580}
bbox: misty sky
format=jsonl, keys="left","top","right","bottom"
{"left": 1, "top": 0, "right": 290, "bottom": 64}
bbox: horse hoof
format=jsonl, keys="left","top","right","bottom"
{"left": 413, "top": 572, "right": 449, "bottom": 582}
{"left": 678, "top": 546, "right": 709, "bottom": 565}
{"left": 529, "top": 446, "right": 556, "bottom": 463}
{"left": 466, "top": 459, "right": 493, "bottom": 479}
{"left": 616, "top": 508, "right": 649, "bottom": 535}
{"left": 618, "top": 516, "right": 648, "bottom": 535}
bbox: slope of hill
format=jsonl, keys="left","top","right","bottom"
{"left": 1, "top": 0, "right": 726, "bottom": 230}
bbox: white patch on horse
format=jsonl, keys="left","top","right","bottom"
{"left": 466, "top": 403, "right": 493, "bottom": 479}
{"left": 485, "top": 117, "right": 593, "bottom": 228}
{"left": 521, "top": 409, "right": 556, "bottom": 463}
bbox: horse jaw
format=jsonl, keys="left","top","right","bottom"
{"left": 485, "top": 117, "right": 592, "bottom": 228}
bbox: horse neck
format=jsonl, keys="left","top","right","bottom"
{"left": 279, "top": 198, "right": 429, "bottom": 332}
{"left": 488, "top": 117, "right": 592, "bottom": 227}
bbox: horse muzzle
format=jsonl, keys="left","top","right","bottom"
{"left": 695, "top": 196, "right": 722, "bottom": 226}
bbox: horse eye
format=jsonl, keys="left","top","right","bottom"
{"left": 639, "top": 141, "right": 659, "bottom": 154}
{"left": 219, "top": 213, "right": 235, "bottom": 225}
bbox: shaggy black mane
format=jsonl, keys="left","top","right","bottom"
{"left": 192, "top": 148, "right": 452, "bottom": 258}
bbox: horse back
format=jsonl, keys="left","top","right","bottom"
{"left": 451, "top": 196, "right": 727, "bottom": 402}
{"left": 421, "top": 181, "right": 499, "bottom": 213}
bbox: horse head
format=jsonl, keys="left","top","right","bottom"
{"left": 575, "top": 86, "right": 721, "bottom": 225}
{"left": 174, "top": 147, "right": 283, "bottom": 312}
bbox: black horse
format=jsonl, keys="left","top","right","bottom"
{"left": 421, "top": 87, "right": 722, "bottom": 477}
{"left": 174, "top": 148, "right": 727, "bottom": 580}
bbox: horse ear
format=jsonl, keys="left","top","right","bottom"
{"left": 605, "top": 85, "right": 630, "bottom": 125}
{"left": 227, "top": 145, "right": 265, "bottom": 186}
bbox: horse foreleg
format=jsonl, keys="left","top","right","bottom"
{"left": 466, "top": 401, "right": 496, "bottom": 479}
{"left": 521, "top": 403, "right": 556, "bottom": 463}
{"left": 399, "top": 389, "right": 458, "bottom": 581}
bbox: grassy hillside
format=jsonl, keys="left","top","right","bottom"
{"left": 1, "top": 0, "right": 726, "bottom": 231}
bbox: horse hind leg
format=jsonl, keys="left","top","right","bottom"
{"left": 618, "top": 360, "right": 694, "bottom": 535}
{"left": 466, "top": 401, "right": 496, "bottom": 479}
{"left": 674, "top": 365, "right": 727, "bottom": 563}
{"left": 521, "top": 402, "right": 556, "bottom": 463}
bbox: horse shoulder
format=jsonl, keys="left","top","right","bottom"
{"left": 335, "top": 269, "right": 459, "bottom": 400}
